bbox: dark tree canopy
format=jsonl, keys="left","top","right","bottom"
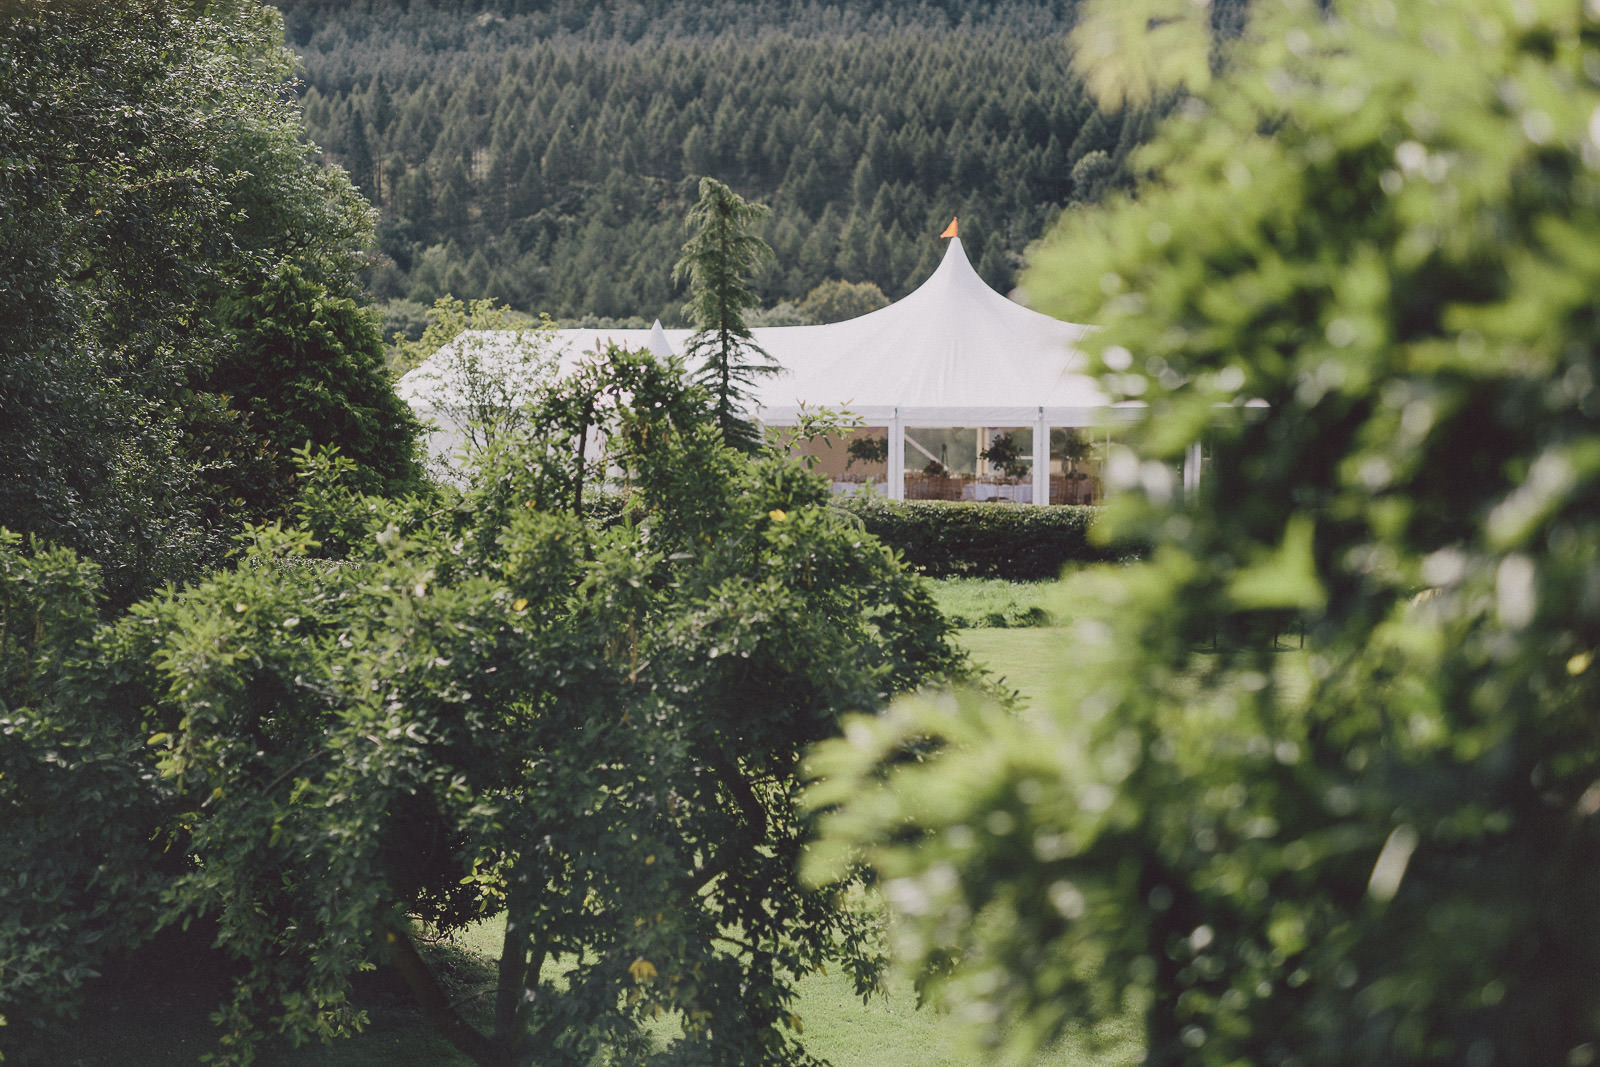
{"left": 0, "top": 0, "right": 420, "bottom": 606}
{"left": 214, "top": 262, "right": 423, "bottom": 512}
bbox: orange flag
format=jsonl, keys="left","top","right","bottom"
{"left": 940, "top": 217, "right": 958, "bottom": 238}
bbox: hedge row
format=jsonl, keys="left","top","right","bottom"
{"left": 833, "top": 499, "right": 1123, "bottom": 580}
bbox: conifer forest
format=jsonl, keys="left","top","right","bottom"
{"left": 278, "top": 0, "right": 1247, "bottom": 327}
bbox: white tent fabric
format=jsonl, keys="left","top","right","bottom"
{"left": 750, "top": 237, "right": 1104, "bottom": 427}
{"left": 398, "top": 238, "right": 1102, "bottom": 419}
{"left": 398, "top": 237, "right": 1117, "bottom": 502}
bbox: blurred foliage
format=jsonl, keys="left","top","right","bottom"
{"left": 806, "top": 1, "right": 1600, "bottom": 1064}
{"left": 1069, "top": 0, "right": 1211, "bottom": 112}
{"left": 1, "top": 345, "right": 970, "bottom": 1066}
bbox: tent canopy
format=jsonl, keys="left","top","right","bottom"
{"left": 397, "top": 236, "right": 1130, "bottom": 503}
{"left": 398, "top": 237, "right": 1107, "bottom": 427}
{"left": 752, "top": 237, "right": 1104, "bottom": 426}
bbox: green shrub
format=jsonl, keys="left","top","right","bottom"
{"left": 1, "top": 345, "right": 973, "bottom": 1065}
{"left": 809, "top": 3, "right": 1600, "bottom": 1065}
{"left": 834, "top": 499, "right": 1121, "bottom": 580}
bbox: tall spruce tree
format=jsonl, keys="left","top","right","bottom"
{"left": 673, "top": 177, "right": 778, "bottom": 452}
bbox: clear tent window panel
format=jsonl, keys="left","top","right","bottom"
{"left": 903, "top": 426, "right": 1041, "bottom": 502}
{"left": 775, "top": 425, "right": 890, "bottom": 497}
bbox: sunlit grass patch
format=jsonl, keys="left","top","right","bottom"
{"left": 926, "top": 577, "right": 1065, "bottom": 629}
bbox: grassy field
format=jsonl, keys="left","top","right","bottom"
{"left": 51, "top": 578, "right": 1144, "bottom": 1067}
{"left": 923, "top": 577, "right": 1064, "bottom": 629}
{"left": 957, "top": 625, "right": 1066, "bottom": 709}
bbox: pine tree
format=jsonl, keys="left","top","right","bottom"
{"left": 673, "top": 177, "right": 777, "bottom": 452}
{"left": 281, "top": 2, "right": 1152, "bottom": 314}
{"left": 343, "top": 107, "right": 376, "bottom": 201}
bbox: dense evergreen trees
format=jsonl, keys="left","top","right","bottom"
{"left": 274, "top": 0, "right": 1188, "bottom": 322}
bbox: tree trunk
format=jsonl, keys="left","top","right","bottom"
{"left": 382, "top": 917, "right": 512, "bottom": 1067}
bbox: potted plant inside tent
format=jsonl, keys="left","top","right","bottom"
{"left": 1050, "top": 427, "right": 1094, "bottom": 503}
{"left": 979, "top": 432, "right": 1031, "bottom": 501}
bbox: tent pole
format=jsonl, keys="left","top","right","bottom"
{"left": 1033, "top": 409, "right": 1049, "bottom": 507}
{"left": 888, "top": 409, "right": 905, "bottom": 501}
{"left": 1185, "top": 439, "right": 1204, "bottom": 496}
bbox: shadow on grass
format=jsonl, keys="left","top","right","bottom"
{"left": 39, "top": 923, "right": 493, "bottom": 1067}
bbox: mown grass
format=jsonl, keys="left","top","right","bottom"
{"left": 923, "top": 577, "right": 1062, "bottom": 629}
{"left": 957, "top": 625, "right": 1067, "bottom": 710}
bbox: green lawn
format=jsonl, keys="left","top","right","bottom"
{"left": 923, "top": 577, "right": 1064, "bottom": 630}
{"left": 957, "top": 625, "right": 1067, "bottom": 710}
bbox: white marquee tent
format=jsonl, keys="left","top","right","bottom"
{"left": 399, "top": 236, "right": 1127, "bottom": 504}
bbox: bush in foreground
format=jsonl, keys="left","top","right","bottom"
{"left": 2, "top": 346, "right": 969, "bottom": 1066}
{"left": 806, "top": 3, "right": 1600, "bottom": 1065}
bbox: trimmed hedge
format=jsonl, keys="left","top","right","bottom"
{"left": 833, "top": 498, "right": 1124, "bottom": 580}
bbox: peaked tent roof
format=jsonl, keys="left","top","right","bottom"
{"left": 750, "top": 236, "right": 1103, "bottom": 425}
{"left": 398, "top": 237, "right": 1108, "bottom": 427}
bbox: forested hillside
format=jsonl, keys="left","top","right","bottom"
{"left": 274, "top": 0, "right": 1243, "bottom": 327}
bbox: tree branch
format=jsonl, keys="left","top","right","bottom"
{"left": 691, "top": 753, "right": 769, "bottom": 892}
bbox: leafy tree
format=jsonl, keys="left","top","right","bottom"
{"left": 387, "top": 294, "right": 542, "bottom": 376}
{"left": 377, "top": 297, "right": 435, "bottom": 348}
{"left": 747, "top": 301, "right": 808, "bottom": 327}
{"left": 674, "top": 177, "right": 779, "bottom": 451}
{"left": 212, "top": 263, "right": 424, "bottom": 518}
{"left": 806, "top": 1, "right": 1600, "bottom": 1065}
{"left": 979, "top": 432, "right": 1029, "bottom": 479}
{"left": 0, "top": 0, "right": 420, "bottom": 605}
{"left": 846, "top": 435, "right": 889, "bottom": 470}
{"left": 797, "top": 279, "right": 890, "bottom": 324}
{"left": 0, "top": 532, "right": 171, "bottom": 1058}
{"left": 395, "top": 296, "right": 559, "bottom": 468}
{"left": 0, "top": 0, "right": 262, "bottom": 604}
{"left": 3, "top": 344, "right": 969, "bottom": 1064}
